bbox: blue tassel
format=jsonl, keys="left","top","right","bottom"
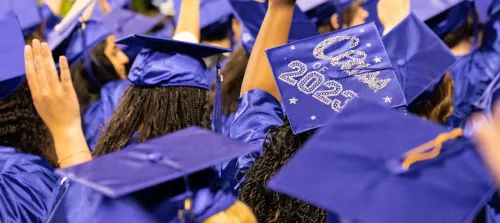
{"left": 80, "top": 22, "right": 101, "bottom": 88}
{"left": 472, "top": 0, "right": 480, "bottom": 50}
{"left": 214, "top": 58, "right": 223, "bottom": 134}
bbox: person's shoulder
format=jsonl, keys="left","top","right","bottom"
{"left": 0, "top": 146, "right": 55, "bottom": 176}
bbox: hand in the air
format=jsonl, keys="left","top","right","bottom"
{"left": 268, "top": 0, "right": 296, "bottom": 7}
{"left": 377, "top": 0, "right": 410, "bottom": 35}
{"left": 24, "top": 39, "right": 81, "bottom": 137}
{"left": 472, "top": 103, "right": 500, "bottom": 186}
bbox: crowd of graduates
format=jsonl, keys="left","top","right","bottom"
{"left": 1, "top": 0, "right": 500, "bottom": 222}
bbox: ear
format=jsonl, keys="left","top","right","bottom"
{"left": 330, "top": 13, "right": 340, "bottom": 30}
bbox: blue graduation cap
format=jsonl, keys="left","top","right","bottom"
{"left": 0, "top": 0, "right": 42, "bottom": 35}
{"left": 0, "top": 16, "right": 26, "bottom": 99}
{"left": 411, "top": 0, "right": 474, "bottom": 37}
{"left": 46, "top": 0, "right": 112, "bottom": 87}
{"left": 56, "top": 127, "right": 260, "bottom": 222}
{"left": 267, "top": 100, "right": 496, "bottom": 223}
{"left": 173, "top": 0, "right": 232, "bottom": 39}
{"left": 296, "top": 0, "right": 338, "bottom": 25}
{"left": 101, "top": 8, "right": 160, "bottom": 40}
{"left": 100, "top": 8, "right": 161, "bottom": 58}
{"left": 266, "top": 22, "right": 406, "bottom": 134}
{"left": 382, "top": 13, "right": 456, "bottom": 105}
{"left": 230, "top": 0, "right": 319, "bottom": 54}
{"left": 115, "top": 34, "right": 231, "bottom": 89}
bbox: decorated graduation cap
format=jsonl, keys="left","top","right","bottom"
{"left": 0, "top": 0, "right": 42, "bottom": 36}
{"left": 266, "top": 22, "right": 406, "bottom": 134}
{"left": 56, "top": 127, "right": 260, "bottom": 223}
{"left": 383, "top": 13, "right": 456, "bottom": 105}
{"left": 0, "top": 16, "right": 26, "bottom": 99}
{"left": 230, "top": 0, "right": 319, "bottom": 54}
{"left": 47, "top": 0, "right": 112, "bottom": 86}
{"left": 173, "top": 0, "right": 232, "bottom": 39}
{"left": 100, "top": 8, "right": 161, "bottom": 58}
{"left": 268, "top": 100, "right": 495, "bottom": 223}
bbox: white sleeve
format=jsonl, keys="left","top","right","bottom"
{"left": 172, "top": 32, "right": 199, "bottom": 43}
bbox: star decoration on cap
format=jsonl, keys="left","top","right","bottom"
{"left": 289, "top": 97, "right": 298, "bottom": 104}
{"left": 360, "top": 28, "right": 365, "bottom": 33}
{"left": 311, "top": 116, "right": 316, "bottom": 120}
{"left": 383, "top": 96, "right": 392, "bottom": 103}
{"left": 366, "top": 43, "right": 371, "bottom": 47}
{"left": 290, "top": 45, "right": 296, "bottom": 50}
{"left": 373, "top": 56, "right": 382, "bottom": 63}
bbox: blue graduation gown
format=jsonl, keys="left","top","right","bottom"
{"left": 224, "top": 89, "right": 284, "bottom": 192}
{"left": 82, "top": 79, "right": 129, "bottom": 151}
{"left": 0, "top": 146, "right": 57, "bottom": 223}
{"left": 447, "top": 9, "right": 500, "bottom": 128}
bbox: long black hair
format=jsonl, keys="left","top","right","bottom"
{"left": 92, "top": 86, "right": 211, "bottom": 157}
{"left": 70, "top": 41, "right": 121, "bottom": 110}
{"left": 0, "top": 81, "right": 57, "bottom": 167}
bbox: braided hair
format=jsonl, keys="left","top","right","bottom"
{"left": 238, "top": 118, "right": 326, "bottom": 223}
{"left": 0, "top": 81, "right": 57, "bottom": 167}
{"left": 92, "top": 86, "right": 211, "bottom": 157}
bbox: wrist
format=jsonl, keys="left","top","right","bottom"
{"left": 268, "top": 1, "right": 296, "bottom": 10}
{"left": 50, "top": 124, "right": 83, "bottom": 138}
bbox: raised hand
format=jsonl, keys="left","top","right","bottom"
{"left": 25, "top": 39, "right": 91, "bottom": 167}
{"left": 377, "top": 0, "right": 410, "bottom": 35}
{"left": 268, "top": 0, "right": 296, "bottom": 7}
{"left": 25, "top": 39, "right": 81, "bottom": 136}
{"left": 472, "top": 103, "right": 500, "bottom": 186}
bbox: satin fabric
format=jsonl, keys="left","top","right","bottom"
{"left": 382, "top": 13, "right": 456, "bottom": 105}
{"left": 225, "top": 89, "right": 284, "bottom": 191}
{"left": 447, "top": 9, "right": 500, "bottom": 129}
{"left": 83, "top": 79, "right": 129, "bottom": 151}
{"left": 46, "top": 170, "right": 236, "bottom": 223}
{"left": 0, "top": 146, "right": 57, "bottom": 223}
{"left": 128, "top": 49, "right": 209, "bottom": 89}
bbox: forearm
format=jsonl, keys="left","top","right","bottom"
{"left": 174, "top": 0, "right": 200, "bottom": 42}
{"left": 240, "top": 3, "right": 295, "bottom": 102}
{"left": 52, "top": 126, "right": 92, "bottom": 168}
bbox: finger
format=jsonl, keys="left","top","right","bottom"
{"left": 41, "top": 42, "right": 61, "bottom": 92}
{"left": 59, "top": 56, "right": 75, "bottom": 93}
{"left": 24, "top": 45, "right": 39, "bottom": 96}
{"left": 32, "top": 39, "right": 50, "bottom": 92}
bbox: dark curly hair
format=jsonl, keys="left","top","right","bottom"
{"left": 92, "top": 86, "right": 211, "bottom": 157}
{"left": 0, "top": 81, "right": 57, "bottom": 167}
{"left": 70, "top": 40, "right": 121, "bottom": 110}
{"left": 238, "top": 118, "right": 325, "bottom": 223}
{"left": 409, "top": 72, "right": 455, "bottom": 124}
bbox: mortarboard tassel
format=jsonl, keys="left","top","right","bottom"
{"left": 179, "top": 175, "right": 195, "bottom": 223}
{"left": 402, "top": 128, "right": 464, "bottom": 170}
{"left": 472, "top": 0, "right": 480, "bottom": 50}
{"left": 213, "top": 58, "right": 223, "bottom": 134}
{"left": 80, "top": 21, "right": 102, "bottom": 88}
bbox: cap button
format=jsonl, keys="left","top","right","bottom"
{"left": 396, "top": 59, "right": 406, "bottom": 67}
{"left": 147, "top": 153, "right": 164, "bottom": 163}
